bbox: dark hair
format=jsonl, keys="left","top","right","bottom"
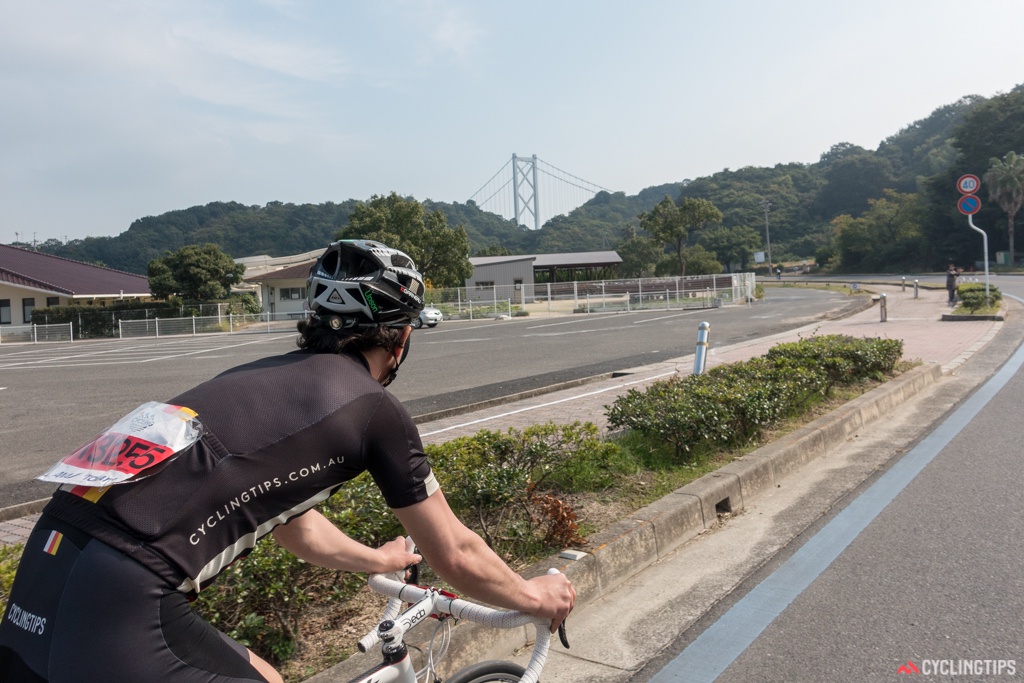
{"left": 296, "top": 315, "right": 405, "bottom": 355}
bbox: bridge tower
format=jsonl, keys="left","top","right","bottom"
{"left": 512, "top": 154, "right": 541, "bottom": 231}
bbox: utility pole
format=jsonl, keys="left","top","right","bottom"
{"left": 759, "top": 197, "right": 773, "bottom": 274}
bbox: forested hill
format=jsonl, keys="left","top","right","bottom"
{"left": 28, "top": 84, "right": 1023, "bottom": 275}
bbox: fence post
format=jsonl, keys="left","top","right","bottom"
{"left": 694, "top": 322, "right": 711, "bottom": 375}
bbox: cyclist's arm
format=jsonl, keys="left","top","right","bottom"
{"left": 272, "top": 509, "right": 419, "bottom": 574}
{"left": 392, "top": 489, "right": 575, "bottom": 631}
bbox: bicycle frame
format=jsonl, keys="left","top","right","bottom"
{"left": 347, "top": 573, "right": 552, "bottom": 683}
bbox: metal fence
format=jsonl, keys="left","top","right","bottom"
{"left": 117, "top": 312, "right": 300, "bottom": 338}
{"left": 0, "top": 323, "right": 75, "bottom": 344}
{"left": 4, "top": 274, "right": 758, "bottom": 343}
{"left": 425, "top": 272, "right": 756, "bottom": 319}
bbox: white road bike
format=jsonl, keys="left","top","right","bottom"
{"left": 348, "top": 568, "right": 568, "bottom": 683}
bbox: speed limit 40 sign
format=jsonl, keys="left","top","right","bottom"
{"left": 957, "top": 174, "right": 981, "bottom": 194}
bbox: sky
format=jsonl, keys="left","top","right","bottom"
{"left": 2, "top": 0, "right": 1024, "bottom": 244}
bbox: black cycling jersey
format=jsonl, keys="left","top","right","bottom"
{"left": 0, "top": 349, "right": 438, "bottom": 681}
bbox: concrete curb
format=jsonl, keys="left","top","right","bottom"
{"left": 311, "top": 361, "right": 944, "bottom": 681}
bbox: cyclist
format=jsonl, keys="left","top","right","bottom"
{"left": 0, "top": 240, "right": 575, "bottom": 682}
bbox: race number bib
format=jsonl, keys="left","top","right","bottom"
{"left": 38, "top": 402, "right": 203, "bottom": 487}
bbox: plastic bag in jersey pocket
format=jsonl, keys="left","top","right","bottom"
{"left": 37, "top": 402, "right": 204, "bottom": 487}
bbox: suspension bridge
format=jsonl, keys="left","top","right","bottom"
{"left": 469, "top": 154, "right": 610, "bottom": 230}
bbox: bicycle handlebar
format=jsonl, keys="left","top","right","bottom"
{"left": 361, "top": 573, "right": 551, "bottom": 683}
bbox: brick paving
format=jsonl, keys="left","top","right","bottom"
{"left": 0, "top": 285, "right": 1000, "bottom": 547}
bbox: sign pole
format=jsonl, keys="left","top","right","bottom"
{"left": 956, "top": 174, "right": 988, "bottom": 301}
{"left": 967, "top": 215, "right": 990, "bottom": 299}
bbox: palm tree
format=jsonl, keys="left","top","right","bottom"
{"left": 984, "top": 152, "right": 1024, "bottom": 266}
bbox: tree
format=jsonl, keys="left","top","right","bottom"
{"left": 340, "top": 193, "right": 473, "bottom": 288}
{"left": 697, "top": 225, "right": 763, "bottom": 271}
{"left": 615, "top": 225, "right": 663, "bottom": 278}
{"left": 640, "top": 196, "right": 722, "bottom": 277}
{"left": 832, "top": 191, "right": 925, "bottom": 272}
{"left": 813, "top": 153, "right": 896, "bottom": 218}
{"left": 984, "top": 151, "right": 1024, "bottom": 263}
{"left": 147, "top": 244, "right": 245, "bottom": 301}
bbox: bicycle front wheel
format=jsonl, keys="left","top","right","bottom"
{"left": 443, "top": 660, "right": 527, "bottom": 683}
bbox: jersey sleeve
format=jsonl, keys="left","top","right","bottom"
{"left": 362, "top": 392, "right": 438, "bottom": 508}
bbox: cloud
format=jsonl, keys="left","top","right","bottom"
{"left": 168, "top": 20, "right": 352, "bottom": 85}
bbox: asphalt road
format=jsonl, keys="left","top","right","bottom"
{"left": 0, "top": 286, "right": 852, "bottom": 508}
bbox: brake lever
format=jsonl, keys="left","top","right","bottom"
{"left": 404, "top": 536, "right": 420, "bottom": 585}
{"left": 558, "top": 620, "right": 570, "bottom": 649}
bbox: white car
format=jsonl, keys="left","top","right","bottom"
{"left": 413, "top": 306, "right": 442, "bottom": 328}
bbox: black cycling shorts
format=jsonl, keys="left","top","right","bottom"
{"left": 0, "top": 515, "right": 266, "bottom": 682}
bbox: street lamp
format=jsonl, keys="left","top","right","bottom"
{"left": 759, "top": 197, "right": 773, "bottom": 276}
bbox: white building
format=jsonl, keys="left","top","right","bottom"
{"left": 466, "top": 251, "right": 622, "bottom": 301}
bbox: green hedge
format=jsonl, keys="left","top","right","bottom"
{"left": 957, "top": 283, "right": 1002, "bottom": 312}
{"left": 607, "top": 335, "right": 903, "bottom": 460}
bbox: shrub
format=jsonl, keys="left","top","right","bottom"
{"left": 0, "top": 543, "right": 23, "bottom": 613}
{"left": 957, "top": 283, "right": 1001, "bottom": 312}
{"left": 765, "top": 335, "right": 902, "bottom": 394}
{"left": 607, "top": 335, "right": 904, "bottom": 463}
{"left": 427, "top": 422, "right": 625, "bottom": 562}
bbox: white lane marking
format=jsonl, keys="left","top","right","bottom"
{"left": 0, "top": 337, "right": 282, "bottom": 369}
{"left": 419, "top": 369, "right": 679, "bottom": 437}
{"left": 633, "top": 310, "right": 704, "bottom": 324}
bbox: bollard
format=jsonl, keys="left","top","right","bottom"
{"left": 694, "top": 322, "right": 711, "bottom": 375}
{"left": 901, "top": 276, "right": 906, "bottom": 292}
{"left": 879, "top": 293, "right": 888, "bottom": 322}
{"left": 914, "top": 279, "right": 919, "bottom": 299}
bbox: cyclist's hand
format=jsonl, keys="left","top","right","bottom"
{"left": 376, "top": 536, "right": 421, "bottom": 574}
{"left": 527, "top": 571, "right": 575, "bottom": 633}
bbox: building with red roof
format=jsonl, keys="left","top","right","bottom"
{"left": 0, "top": 244, "right": 152, "bottom": 325}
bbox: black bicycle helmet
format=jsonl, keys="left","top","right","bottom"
{"left": 307, "top": 240, "right": 425, "bottom": 327}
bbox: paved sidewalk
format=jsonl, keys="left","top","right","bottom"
{"left": 0, "top": 284, "right": 999, "bottom": 551}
